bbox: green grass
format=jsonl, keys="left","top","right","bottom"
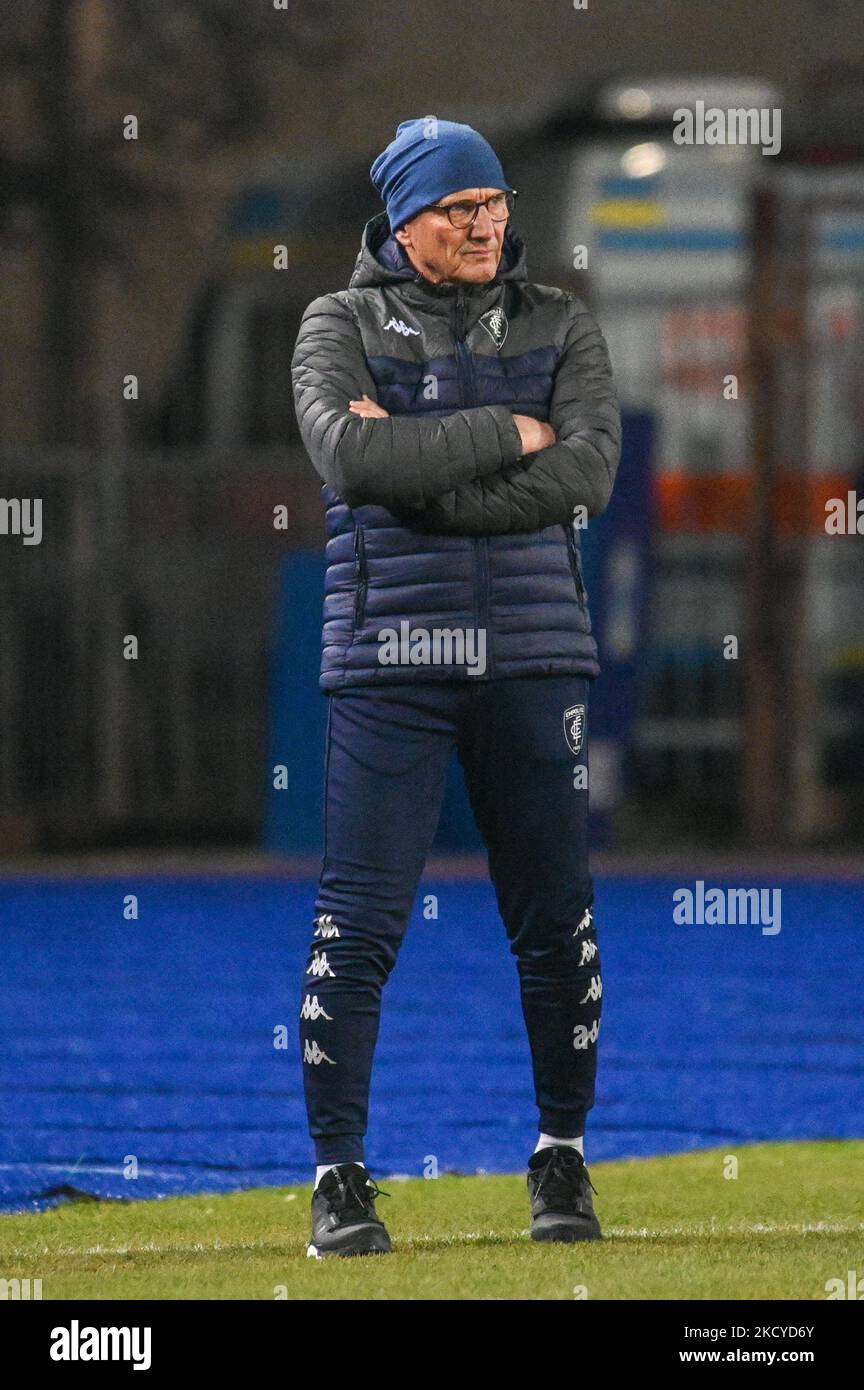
{"left": 1, "top": 1141, "right": 861, "bottom": 1300}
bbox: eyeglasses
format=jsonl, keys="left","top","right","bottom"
{"left": 425, "top": 189, "right": 517, "bottom": 229}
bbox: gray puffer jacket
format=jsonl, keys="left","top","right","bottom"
{"left": 291, "top": 210, "right": 621, "bottom": 690}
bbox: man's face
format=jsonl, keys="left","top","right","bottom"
{"left": 394, "top": 187, "right": 507, "bottom": 286}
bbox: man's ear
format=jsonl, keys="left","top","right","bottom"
{"left": 394, "top": 225, "right": 411, "bottom": 247}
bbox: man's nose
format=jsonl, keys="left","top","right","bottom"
{"left": 469, "top": 205, "right": 496, "bottom": 239}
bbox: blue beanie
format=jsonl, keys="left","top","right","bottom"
{"left": 370, "top": 117, "right": 512, "bottom": 231}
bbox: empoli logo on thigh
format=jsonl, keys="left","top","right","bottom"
{"left": 563, "top": 704, "right": 586, "bottom": 756}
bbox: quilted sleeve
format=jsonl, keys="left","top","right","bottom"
{"left": 291, "top": 293, "right": 524, "bottom": 509}
{"left": 396, "top": 295, "right": 622, "bottom": 534}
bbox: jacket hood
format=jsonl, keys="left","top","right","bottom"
{"left": 348, "top": 210, "right": 528, "bottom": 296}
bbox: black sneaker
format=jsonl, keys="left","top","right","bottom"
{"left": 307, "top": 1163, "right": 392, "bottom": 1258}
{"left": 527, "top": 1146, "right": 602, "bottom": 1242}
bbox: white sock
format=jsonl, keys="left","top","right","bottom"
{"left": 314, "top": 1162, "right": 364, "bottom": 1189}
{"left": 534, "top": 1133, "right": 584, "bottom": 1157}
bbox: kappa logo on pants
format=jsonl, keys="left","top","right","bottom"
{"left": 313, "top": 914, "right": 340, "bottom": 939}
{"left": 579, "top": 974, "right": 603, "bottom": 1005}
{"left": 563, "top": 704, "right": 586, "bottom": 755}
{"left": 306, "top": 951, "right": 336, "bottom": 979}
{"left": 573, "top": 907, "right": 593, "bottom": 938}
{"left": 300, "top": 994, "right": 333, "bottom": 1021}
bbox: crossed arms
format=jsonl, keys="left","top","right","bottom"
{"left": 290, "top": 291, "right": 622, "bottom": 535}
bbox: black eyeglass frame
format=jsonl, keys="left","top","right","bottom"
{"left": 424, "top": 189, "right": 518, "bottom": 228}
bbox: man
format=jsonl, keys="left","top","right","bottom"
{"left": 291, "top": 117, "right": 621, "bottom": 1257}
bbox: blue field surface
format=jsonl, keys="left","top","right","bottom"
{"left": 0, "top": 874, "right": 861, "bottom": 1213}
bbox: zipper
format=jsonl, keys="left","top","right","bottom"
{"left": 454, "top": 287, "right": 480, "bottom": 407}
{"left": 563, "top": 521, "right": 588, "bottom": 608}
{"left": 453, "top": 287, "right": 493, "bottom": 677}
{"left": 476, "top": 533, "right": 491, "bottom": 672}
{"left": 353, "top": 523, "right": 368, "bottom": 630}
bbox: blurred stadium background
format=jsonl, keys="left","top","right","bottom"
{"left": 0, "top": 1, "right": 862, "bottom": 1212}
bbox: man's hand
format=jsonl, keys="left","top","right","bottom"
{"left": 512, "top": 414, "right": 557, "bottom": 455}
{"left": 349, "top": 393, "right": 389, "bottom": 418}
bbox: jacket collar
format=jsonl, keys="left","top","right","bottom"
{"left": 348, "top": 210, "right": 527, "bottom": 310}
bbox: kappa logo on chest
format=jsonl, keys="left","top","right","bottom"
{"left": 383, "top": 316, "right": 420, "bottom": 337}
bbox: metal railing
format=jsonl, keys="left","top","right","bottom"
{"left": 0, "top": 447, "right": 321, "bottom": 848}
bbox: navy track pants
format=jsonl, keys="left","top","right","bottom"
{"left": 299, "top": 674, "right": 601, "bottom": 1165}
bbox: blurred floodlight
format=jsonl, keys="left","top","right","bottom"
{"left": 617, "top": 88, "right": 653, "bottom": 119}
{"left": 596, "top": 77, "right": 783, "bottom": 123}
{"left": 621, "top": 142, "right": 667, "bottom": 178}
